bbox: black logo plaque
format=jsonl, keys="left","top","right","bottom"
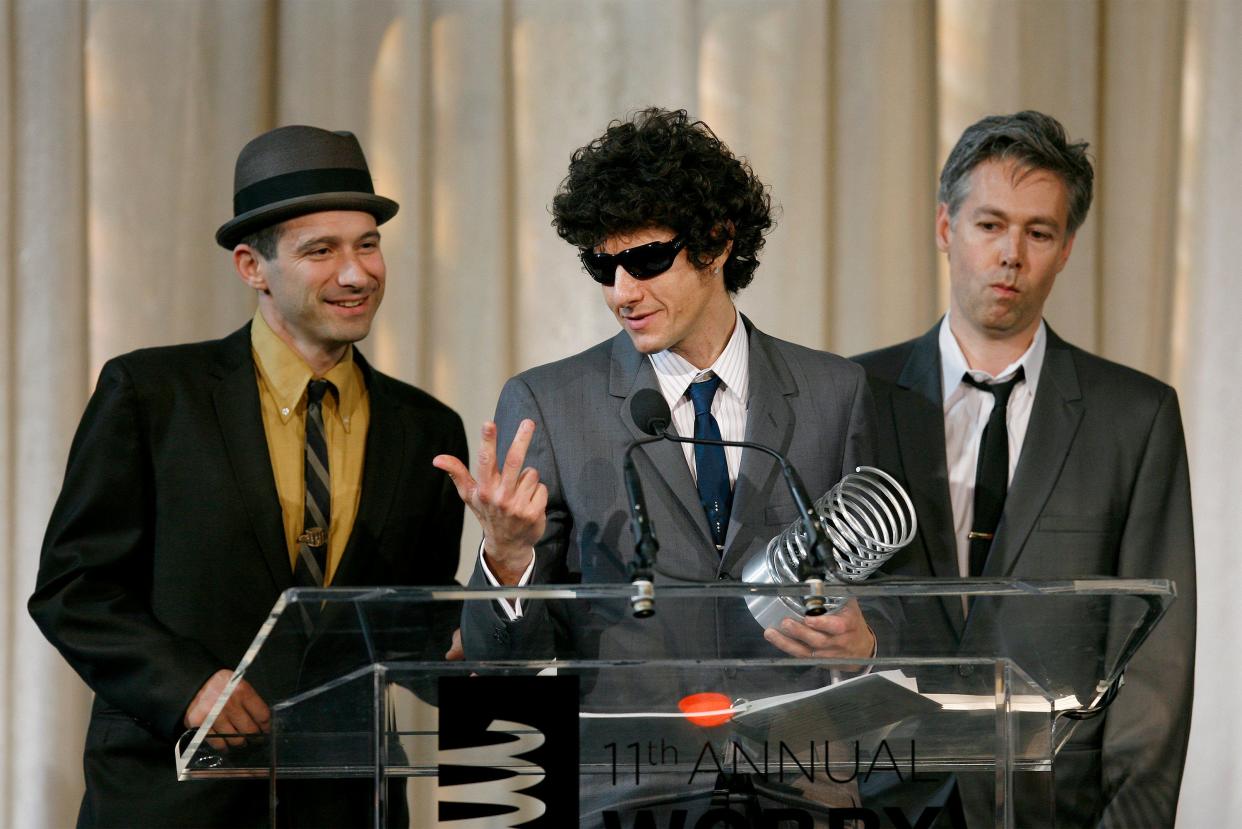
{"left": 438, "top": 675, "right": 579, "bottom": 826}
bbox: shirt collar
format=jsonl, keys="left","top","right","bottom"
{"left": 939, "top": 311, "right": 1046, "bottom": 412}
{"left": 250, "top": 310, "right": 362, "bottom": 430}
{"left": 649, "top": 307, "right": 749, "bottom": 410}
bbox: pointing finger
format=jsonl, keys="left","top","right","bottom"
{"left": 501, "top": 419, "right": 536, "bottom": 490}
{"left": 477, "top": 422, "right": 499, "bottom": 483}
{"left": 515, "top": 466, "right": 541, "bottom": 501}
{"left": 432, "top": 455, "right": 478, "bottom": 503}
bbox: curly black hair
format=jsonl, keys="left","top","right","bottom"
{"left": 551, "top": 108, "right": 773, "bottom": 293}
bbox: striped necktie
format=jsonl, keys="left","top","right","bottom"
{"left": 294, "top": 379, "right": 334, "bottom": 586}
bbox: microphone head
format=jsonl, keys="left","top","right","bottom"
{"left": 630, "top": 388, "right": 671, "bottom": 436}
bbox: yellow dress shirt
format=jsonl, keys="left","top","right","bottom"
{"left": 250, "top": 311, "right": 370, "bottom": 584}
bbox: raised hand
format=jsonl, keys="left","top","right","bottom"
{"left": 433, "top": 419, "right": 548, "bottom": 584}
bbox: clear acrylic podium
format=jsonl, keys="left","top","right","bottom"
{"left": 175, "top": 578, "right": 1174, "bottom": 828}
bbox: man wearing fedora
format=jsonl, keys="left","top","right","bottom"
{"left": 29, "top": 125, "right": 466, "bottom": 827}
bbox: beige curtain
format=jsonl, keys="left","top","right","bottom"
{"left": 1174, "top": 2, "right": 1242, "bottom": 826}
{"left": 2, "top": 1, "right": 1237, "bottom": 825}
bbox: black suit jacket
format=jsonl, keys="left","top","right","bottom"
{"left": 854, "top": 322, "right": 1196, "bottom": 828}
{"left": 29, "top": 323, "right": 466, "bottom": 828}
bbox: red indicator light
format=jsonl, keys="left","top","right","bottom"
{"left": 678, "top": 692, "right": 733, "bottom": 727}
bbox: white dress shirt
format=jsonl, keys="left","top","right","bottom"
{"left": 648, "top": 308, "right": 749, "bottom": 485}
{"left": 484, "top": 309, "right": 751, "bottom": 619}
{"left": 940, "top": 313, "right": 1046, "bottom": 580}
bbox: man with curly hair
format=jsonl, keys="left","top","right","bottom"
{"left": 437, "top": 108, "right": 882, "bottom": 823}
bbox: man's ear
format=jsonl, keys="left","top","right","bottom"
{"left": 934, "top": 203, "right": 952, "bottom": 254}
{"left": 233, "top": 245, "right": 268, "bottom": 291}
{"left": 712, "top": 239, "right": 733, "bottom": 275}
{"left": 1055, "top": 231, "right": 1077, "bottom": 274}
{"left": 709, "top": 222, "right": 734, "bottom": 275}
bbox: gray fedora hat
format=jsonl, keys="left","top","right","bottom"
{"left": 215, "top": 125, "right": 399, "bottom": 249}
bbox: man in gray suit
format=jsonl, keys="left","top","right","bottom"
{"left": 435, "top": 108, "right": 881, "bottom": 822}
{"left": 854, "top": 111, "right": 1195, "bottom": 827}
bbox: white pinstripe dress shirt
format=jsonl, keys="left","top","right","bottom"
{"left": 649, "top": 308, "right": 750, "bottom": 485}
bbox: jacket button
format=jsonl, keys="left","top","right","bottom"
{"left": 492, "top": 626, "right": 510, "bottom": 645}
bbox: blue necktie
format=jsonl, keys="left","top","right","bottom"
{"left": 688, "top": 376, "right": 732, "bottom": 552}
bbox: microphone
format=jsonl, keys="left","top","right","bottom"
{"left": 628, "top": 388, "right": 841, "bottom": 614}
{"left": 630, "top": 387, "right": 672, "bottom": 436}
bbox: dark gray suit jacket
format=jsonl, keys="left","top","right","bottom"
{"left": 854, "top": 322, "right": 1196, "bottom": 828}
{"left": 461, "top": 317, "right": 878, "bottom": 664}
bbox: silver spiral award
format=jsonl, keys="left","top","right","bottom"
{"left": 742, "top": 466, "right": 917, "bottom": 629}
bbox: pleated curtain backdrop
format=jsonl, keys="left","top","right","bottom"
{"left": 1, "top": 1, "right": 1238, "bottom": 826}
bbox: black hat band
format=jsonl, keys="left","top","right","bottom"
{"left": 233, "top": 167, "right": 376, "bottom": 215}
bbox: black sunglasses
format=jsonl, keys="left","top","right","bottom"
{"left": 580, "top": 236, "right": 687, "bottom": 285}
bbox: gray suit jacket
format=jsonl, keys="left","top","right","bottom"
{"left": 854, "top": 322, "right": 1196, "bottom": 828}
{"left": 461, "top": 317, "right": 878, "bottom": 664}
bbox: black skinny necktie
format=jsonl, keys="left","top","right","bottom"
{"left": 963, "top": 367, "right": 1025, "bottom": 577}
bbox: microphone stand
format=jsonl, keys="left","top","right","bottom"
{"left": 621, "top": 435, "right": 665, "bottom": 618}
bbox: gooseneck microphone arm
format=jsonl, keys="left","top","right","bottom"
{"left": 620, "top": 437, "right": 662, "bottom": 618}
{"left": 621, "top": 389, "right": 677, "bottom": 618}
{"left": 655, "top": 431, "right": 839, "bottom": 582}
{"left": 621, "top": 436, "right": 663, "bottom": 580}
{"left": 628, "top": 388, "right": 841, "bottom": 613}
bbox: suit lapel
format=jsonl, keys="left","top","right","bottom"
{"left": 212, "top": 325, "right": 292, "bottom": 593}
{"left": 608, "top": 321, "right": 796, "bottom": 572}
{"left": 894, "top": 324, "right": 965, "bottom": 634}
{"left": 720, "top": 325, "right": 793, "bottom": 574}
{"left": 332, "top": 354, "right": 404, "bottom": 586}
{"left": 609, "top": 333, "right": 715, "bottom": 554}
{"left": 987, "top": 329, "right": 1083, "bottom": 576}
{"left": 895, "top": 326, "right": 960, "bottom": 581}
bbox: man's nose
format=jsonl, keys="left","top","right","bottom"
{"left": 611, "top": 266, "right": 645, "bottom": 302}
{"left": 999, "top": 229, "right": 1025, "bottom": 270}
{"left": 337, "top": 253, "right": 369, "bottom": 287}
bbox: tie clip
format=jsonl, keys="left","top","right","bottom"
{"left": 299, "top": 527, "right": 327, "bottom": 547}
{"left": 968, "top": 531, "right": 995, "bottom": 541}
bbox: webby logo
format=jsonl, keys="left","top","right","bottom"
{"left": 437, "top": 676, "right": 579, "bottom": 827}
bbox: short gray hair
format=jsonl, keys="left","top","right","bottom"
{"left": 939, "top": 111, "right": 1094, "bottom": 234}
